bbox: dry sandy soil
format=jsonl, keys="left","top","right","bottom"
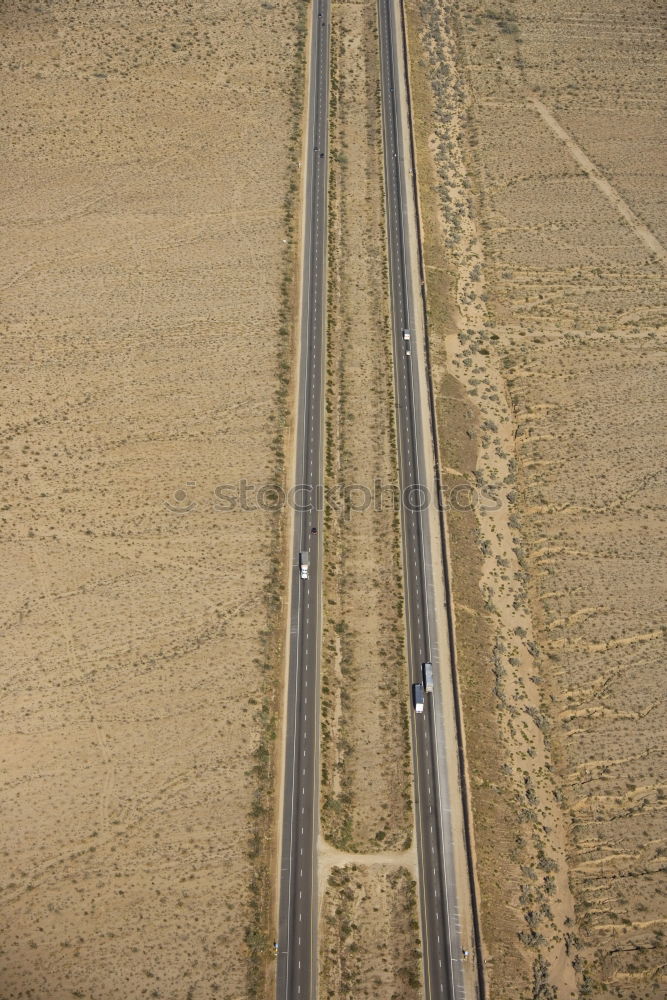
{"left": 319, "top": 862, "right": 421, "bottom": 999}
{"left": 321, "top": 0, "right": 412, "bottom": 855}
{"left": 406, "top": 0, "right": 666, "bottom": 997}
{"left": 0, "top": 1, "right": 304, "bottom": 997}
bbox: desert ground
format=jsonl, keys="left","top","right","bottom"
{"left": 406, "top": 0, "right": 666, "bottom": 997}
{"left": 319, "top": 859, "right": 421, "bottom": 999}
{"left": 0, "top": 0, "right": 305, "bottom": 996}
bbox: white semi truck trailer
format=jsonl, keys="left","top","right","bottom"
{"left": 299, "top": 551, "right": 309, "bottom": 580}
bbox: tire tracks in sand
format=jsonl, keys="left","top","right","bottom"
{"left": 30, "top": 545, "right": 115, "bottom": 839}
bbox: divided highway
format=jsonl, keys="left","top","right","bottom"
{"left": 278, "top": 0, "right": 471, "bottom": 996}
{"left": 377, "top": 0, "right": 467, "bottom": 998}
{"left": 276, "top": 0, "right": 330, "bottom": 997}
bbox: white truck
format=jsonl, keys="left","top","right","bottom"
{"left": 299, "top": 551, "right": 309, "bottom": 580}
{"left": 422, "top": 661, "right": 433, "bottom": 694}
{"left": 413, "top": 682, "right": 424, "bottom": 714}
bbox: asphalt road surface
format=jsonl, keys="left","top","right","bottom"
{"left": 377, "top": 0, "right": 467, "bottom": 997}
{"left": 275, "top": 1, "right": 330, "bottom": 997}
